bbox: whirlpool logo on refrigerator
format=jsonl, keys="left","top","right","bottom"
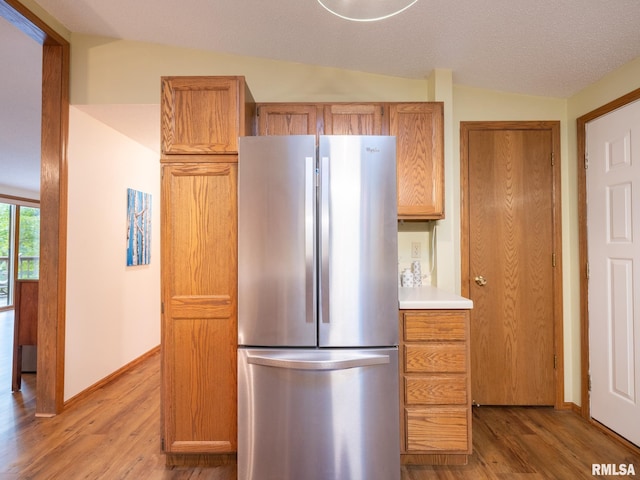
{"left": 366, "top": 146, "right": 381, "bottom": 153}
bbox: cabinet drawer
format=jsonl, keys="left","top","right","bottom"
{"left": 404, "top": 312, "right": 467, "bottom": 342}
{"left": 405, "top": 407, "right": 469, "bottom": 452}
{"left": 405, "top": 344, "right": 466, "bottom": 373}
{"left": 405, "top": 375, "right": 467, "bottom": 405}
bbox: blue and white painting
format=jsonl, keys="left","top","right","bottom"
{"left": 126, "top": 188, "right": 152, "bottom": 266}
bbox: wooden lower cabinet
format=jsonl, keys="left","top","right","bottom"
{"left": 399, "top": 309, "right": 472, "bottom": 465}
{"left": 161, "top": 162, "right": 238, "bottom": 464}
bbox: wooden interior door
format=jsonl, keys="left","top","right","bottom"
{"left": 462, "top": 122, "right": 560, "bottom": 406}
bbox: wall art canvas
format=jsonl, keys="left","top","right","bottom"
{"left": 127, "top": 188, "right": 152, "bottom": 266}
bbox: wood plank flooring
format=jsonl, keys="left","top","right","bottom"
{"left": 1, "top": 310, "right": 638, "bottom": 479}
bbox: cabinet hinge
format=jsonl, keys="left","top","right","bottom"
{"left": 380, "top": 105, "right": 384, "bottom": 115}
{"left": 552, "top": 253, "right": 556, "bottom": 267}
{"left": 584, "top": 151, "right": 589, "bottom": 169}
{"left": 551, "top": 152, "right": 555, "bottom": 166}
{"left": 588, "top": 375, "right": 592, "bottom": 391}
{"left": 586, "top": 262, "right": 590, "bottom": 279}
{"left": 161, "top": 302, "right": 164, "bottom": 314}
{"left": 161, "top": 437, "right": 165, "bottom": 451}
{"left": 554, "top": 354, "right": 557, "bottom": 369}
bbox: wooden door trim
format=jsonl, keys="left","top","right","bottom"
{"left": 1, "top": 0, "right": 69, "bottom": 415}
{"left": 577, "top": 88, "right": 640, "bottom": 420}
{"left": 460, "top": 120, "right": 564, "bottom": 408}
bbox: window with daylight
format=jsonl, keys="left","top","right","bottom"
{"left": 0, "top": 202, "right": 40, "bottom": 309}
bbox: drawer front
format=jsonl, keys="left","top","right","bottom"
{"left": 405, "top": 344, "right": 466, "bottom": 373}
{"left": 405, "top": 407, "right": 469, "bottom": 452}
{"left": 404, "top": 312, "right": 467, "bottom": 342}
{"left": 405, "top": 375, "right": 467, "bottom": 405}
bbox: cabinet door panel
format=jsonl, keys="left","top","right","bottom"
{"left": 162, "top": 77, "right": 240, "bottom": 154}
{"left": 257, "top": 104, "right": 318, "bottom": 136}
{"left": 171, "top": 319, "right": 235, "bottom": 453}
{"left": 390, "top": 103, "right": 444, "bottom": 219}
{"left": 161, "top": 163, "right": 237, "bottom": 453}
{"left": 324, "top": 104, "right": 384, "bottom": 135}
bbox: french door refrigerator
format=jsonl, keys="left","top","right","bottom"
{"left": 238, "top": 135, "right": 400, "bottom": 480}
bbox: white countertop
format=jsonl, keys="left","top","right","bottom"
{"left": 398, "top": 285, "right": 473, "bottom": 310}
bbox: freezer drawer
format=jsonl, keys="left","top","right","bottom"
{"left": 238, "top": 348, "right": 400, "bottom": 480}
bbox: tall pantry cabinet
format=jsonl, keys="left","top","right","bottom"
{"left": 160, "top": 76, "right": 254, "bottom": 464}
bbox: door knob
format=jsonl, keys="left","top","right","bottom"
{"left": 474, "top": 275, "right": 487, "bottom": 286}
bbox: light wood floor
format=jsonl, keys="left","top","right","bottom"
{"left": 1, "top": 310, "right": 638, "bottom": 479}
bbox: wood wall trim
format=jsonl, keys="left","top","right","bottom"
{"left": 1, "top": 0, "right": 69, "bottom": 416}
{"left": 460, "top": 120, "right": 564, "bottom": 408}
{"left": 577, "top": 88, "right": 640, "bottom": 420}
{"left": 36, "top": 41, "right": 69, "bottom": 416}
{"left": 0, "top": 194, "right": 40, "bottom": 205}
{"left": 64, "top": 346, "right": 160, "bottom": 410}
{"left": 0, "top": 0, "right": 67, "bottom": 45}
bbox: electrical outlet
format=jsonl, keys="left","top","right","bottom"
{"left": 411, "top": 242, "right": 421, "bottom": 258}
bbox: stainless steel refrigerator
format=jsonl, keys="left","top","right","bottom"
{"left": 237, "top": 135, "right": 400, "bottom": 480}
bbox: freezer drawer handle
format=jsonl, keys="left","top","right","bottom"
{"left": 246, "top": 353, "right": 390, "bottom": 371}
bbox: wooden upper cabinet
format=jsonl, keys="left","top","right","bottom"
{"left": 257, "top": 104, "right": 318, "bottom": 136}
{"left": 256, "top": 103, "right": 386, "bottom": 137}
{"left": 255, "top": 101, "right": 444, "bottom": 219}
{"left": 323, "top": 104, "right": 385, "bottom": 135}
{"left": 390, "top": 103, "right": 444, "bottom": 219}
{"left": 161, "top": 76, "right": 254, "bottom": 155}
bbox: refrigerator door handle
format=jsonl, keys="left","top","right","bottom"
{"left": 246, "top": 353, "right": 390, "bottom": 371}
{"left": 305, "top": 155, "right": 315, "bottom": 324}
{"left": 320, "top": 155, "right": 330, "bottom": 324}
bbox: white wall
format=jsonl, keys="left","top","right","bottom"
{"left": 69, "top": 34, "right": 429, "bottom": 105}
{"left": 64, "top": 106, "right": 160, "bottom": 401}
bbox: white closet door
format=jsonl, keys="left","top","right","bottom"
{"left": 587, "top": 99, "right": 640, "bottom": 446}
